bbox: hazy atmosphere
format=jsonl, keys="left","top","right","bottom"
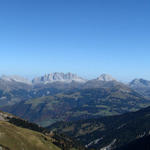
{"left": 0, "top": 0, "right": 150, "bottom": 81}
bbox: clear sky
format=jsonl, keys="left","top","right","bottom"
{"left": 0, "top": 0, "right": 150, "bottom": 81}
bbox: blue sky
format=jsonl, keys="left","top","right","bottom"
{"left": 0, "top": 0, "right": 150, "bottom": 81}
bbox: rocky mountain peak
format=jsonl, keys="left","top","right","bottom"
{"left": 32, "top": 72, "right": 86, "bottom": 84}
{"left": 97, "top": 74, "right": 116, "bottom": 82}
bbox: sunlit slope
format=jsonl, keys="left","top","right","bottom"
{"left": 0, "top": 121, "right": 60, "bottom": 150}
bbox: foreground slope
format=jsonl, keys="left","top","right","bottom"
{"left": 0, "top": 111, "right": 60, "bottom": 150}
{"left": 0, "top": 121, "right": 60, "bottom": 150}
{"left": 0, "top": 111, "right": 84, "bottom": 150}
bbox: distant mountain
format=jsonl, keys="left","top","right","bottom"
{"left": 82, "top": 74, "right": 121, "bottom": 89}
{"left": 0, "top": 73, "right": 86, "bottom": 106}
{"left": 129, "top": 78, "right": 150, "bottom": 88}
{"left": 0, "top": 76, "right": 33, "bottom": 106}
{"left": 32, "top": 72, "right": 86, "bottom": 84}
{"left": 129, "top": 78, "right": 150, "bottom": 98}
{"left": 0, "top": 72, "right": 87, "bottom": 86}
{"left": 1, "top": 75, "right": 31, "bottom": 84}
{"left": 32, "top": 73, "right": 120, "bottom": 90}
{"left": 97, "top": 74, "right": 116, "bottom": 81}
{"left": 48, "top": 105, "right": 150, "bottom": 150}
{"left": 0, "top": 76, "right": 31, "bottom": 91}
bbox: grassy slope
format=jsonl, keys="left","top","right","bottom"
{"left": 0, "top": 121, "right": 60, "bottom": 150}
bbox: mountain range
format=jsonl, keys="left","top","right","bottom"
{"left": 1, "top": 72, "right": 150, "bottom": 88}
{"left": 1, "top": 72, "right": 150, "bottom": 126}
{"left": 1, "top": 72, "right": 150, "bottom": 89}
{"left": 0, "top": 73, "right": 122, "bottom": 85}
{"left": 0, "top": 73, "right": 117, "bottom": 107}
{"left": 32, "top": 72, "right": 87, "bottom": 84}
{"left": 1, "top": 72, "right": 150, "bottom": 149}
{"left": 0, "top": 73, "right": 87, "bottom": 85}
